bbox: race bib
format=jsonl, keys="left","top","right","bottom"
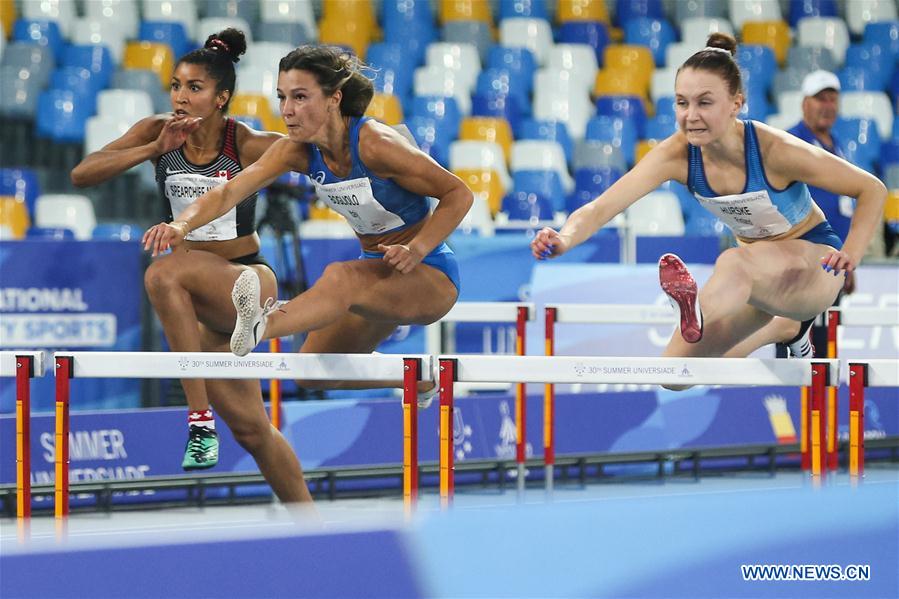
{"left": 165, "top": 173, "right": 237, "bottom": 241}
{"left": 313, "top": 177, "right": 405, "bottom": 235}
{"left": 695, "top": 190, "right": 792, "bottom": 239}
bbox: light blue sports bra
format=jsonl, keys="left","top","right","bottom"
{"left": 687, "top": 120, "right": 813, "bottom": 239}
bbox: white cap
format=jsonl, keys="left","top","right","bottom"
{"left": 801, "top": 70, "right": 841, "bottom": 97}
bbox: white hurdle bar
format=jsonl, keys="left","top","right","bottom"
{"left": 823, "top": 307, "right": 899, "bottom": 471}
{"left": 848, "top": 359, "right": 899, "bottom": 477}
{"left": 2, "top": 351, "right": 45, "bottom": 520}
{"left": 428, "top": 302, "right": 535, "bottom": 494}
{"left": 52, "top": 352, "right": 432, "bottom": 518}
{"left": 436, "top": 355, "right": 840, "bottom": 505}
{"left": 542, "top": 304, "right": 675, "bottom": 491}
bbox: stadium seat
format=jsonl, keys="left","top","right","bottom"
{"left": 729, "top": 0, "right": 782, "bottom": 32}
{"left": 405, "top": 115, "right": 451, "bottom": 166}
{"left": 123, "top": 41, "right": 176, "bottom": 87}
{"left": 673, "top": 0, "right": 727, "bottom": 23}
{"left": 322, "top": 0, "right": 379, "bottom": 37}
{"left": 35, "top": 193, "right": 97, "bottom": 240}
{"left": 0, "top": 168, "right": 41, "bottom": 216}
{"left": 442, "top": 20, "right": 493, "bottom": 64}
{"left": 1, "top": 42, "right": 55, "bottom": 88}
{"left": 459, "top": 117, "right": 513, "bottom": 161}
{"left": 838, "top": 66, "right": 883, "bottom": 93}
{"left": 557, "top": 21, "right": 610, "bottom": 66}
{"left": 846, "top": 0, "right": 897, "bottom": 37}
{"left": 51, "top": 67, "right": 105, "bottom": 103}
{"left": 786, "top": 45, "right": 838, "bottom": 73}
{"left": 499, "top": 18, "right": 553, "bottom": 66}
{"left": 426, "top": 42, "right": 482, "bottom": 93}
{"left": 0, "top": 0, "right": 17, "bottom": 39}
{"left": 595, "top": 95, "right": 647, "bottom": 138}
{"left": 97, "top": 89, "right": 155, "bottom": 124}
{"left": 511, "top": 140, "right": 574, "bottom": 193}
{"left": 679, "top": 17, "right": 734, "bottom": 42}
{"left": 664, "top": 41, "right": 703, "bottom": 69}
{"left": 736, "top": 44, "right": 777, "bottom": 93}
{"left": 548, "top": 44, "right": 600, "bottom": 95}
{"left": 475, "top": 68, "right": 531, "bottom": 118}
{"left": 21, "top": 0, "right": 77, "bottom": 37}
{"left": 603, "top": 45, "right": 654, "bottom": 93}
{"left": 204, "top": 0, "right": 259, "bottom": 24}
{"left": 741, "top": 20, "right": 791, "bottom": 66}
{"left": 843, "top": 43, "right": 893, "bottom": 90}
{"left": 61, "top": 45, "right": 116, "bottom": 90}
{"left": 573, "top": 139, "right": 628, "bottom": 171}
{"left": 365, "top": 93, "right": 404, "bottom": 125}
{"left": 0, "top": 65, "right": 41, "bottom": 118}
{"left": 253, "top": 21, "right": 312, "bottom": 44}
{"left": 449, "top": 140, "right": 511, "bottom": 189}
{"left": 454, "top": 168, "right": 506, "bottom": 215}
{"left": 84, "top": 0, "right": 140, "bottom": 38}
{"left": 650, "top": 67, "right": 677, "bottom": 103}
{"left": 624, "top": 17, "right": 677, "bottom": 66}
{"left": 440, "top": 0, "right": 493, "bottom": 25}
{"left": 142, "top": 0, "right": 199, "bottom": 39}
{"left": 517, "top": 119, "right": 574, "bottom": 167}
{"left": 840, "top": 91, "right": 894, "bottom": 139}
{"left": 557, "top": 0, "right": 610, "bottom": 24}
{"left": 487, "top": 46, "right": 537, "bottom": 85}
{"left": 797, "top": 17, "right": 850, "bottom": 66}
{"left": 92, "top": 222, "right": 145, "bottom": 241}
{"left": 772, "top": 67, "right": 805, "bottom": 98}
{"left": 500, "top": 190, "right": 555, "bottom": 223}
{"left": 626, "top": 190, "right": 685, "bottom": 235}
{"left": 471, "top": 91, "right": 523, "bottom": 133}
{"left": 644, "top": 114, "right": 677, "bottom": 140}
{"left": 788, "top": 0, "right": 838, "bottom": 27}
{"left": 414, "top": 66, "right": 472, "bottom": 115}
{"left": 616, "top": 0, "right": 665, "bottom": 26}
{"left": 512, "top": 170, "right": 567, "bottom": 211}
{"left": 26, "top": 226, "right": 76, "bottom": 240}
{"left": 112, "top": 68, "right": 171, "bottom": 112}
{"left": 863, "top": 21, "right": 899, "bottom": 65}
{"left": 259, "top": 0, "right": 318, "bottom": 41}
{"left": 654, "top": 95, "right": 676, "bottom": 119}
{"left": 36, "top": 89, "right": 93, "bottom": 143}
{"left": 409, "top": 95, "right": 462, "bottom": 138}
{"left": 532, "top": 82, "right": 593, "bottom": 139}
{"left": 634, "top": 138, "right": 658, "bottom": 162}
{"left": 196, "top": 17, "right": 253, "bottom": 44}
{"left": 237, "top": 63, "right": 279, "bottom": 98}
{"left": 13, "top": 19, "right": 65, "bottom": 61}
{"left": 585, "top": 115, "right": 638, "bottom": 165}
{"left": 833, "top": 117, "right": 882, "bottom": 170}
{"left": 139, "top": 21, "right": 193, "bottom": 59}
{"left": 499, "top": 0, "right": 549, "bottom": 20}
{"left": 84, "top": 115, "right": 132, "bottom": 154}
{"left": 71, "top": 17, "right": 127, "bottom": 63}
{"left": 0, "top": 197, "right": 31, "bottom": 239}
{"left": 567, "top": 166, "right": 621, "bottom": 213}
{"left": 229, "top": 93, "right": 282, "bottom": 132}
{"left": 318, "top": 18, "right": 372, "bottom": 59}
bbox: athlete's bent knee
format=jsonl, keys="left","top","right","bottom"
{"left": 144, "top": 259, "right": 182, "bottom": 300}
{"left": 228, "top": 420, "right": 273, "bottom": 454}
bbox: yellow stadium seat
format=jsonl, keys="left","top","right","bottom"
{"left": 593, "top": 68, "right": 648, "bottom": 99}
{"left": 557, "top": 0, "right": 610, "bottom": 23}
{"left": 454, "top": 168, "right": 505, "bottom": 215}
{"left": 440, "top": 0, "right": 492, "bottom": 24}
{"left": 229, "top": 94, "right": 283, "bottom": 132}
{"left": 1, "top": 0, "right": 17, "bottom": 38}
{"left": 603, "top": 45, "right": 654, "bottom": 91}
{"left": 0, "top": 197, "right": 31, "bottom": 239}
{"left": 318, "top": 18, "right": 373, "bottom": 59}
{"left": 742, "top": 21, "right": 791, "bottom": 66}
{"left": 123, "top": 42, "right": 175, "bottom": 88}
{"left": 322, "top": 0, "right": 381, "bottom": 41}
{"left": 459, "top": 117, "right": 513, "bottom": 162}
{"left": 365, "top": 93, "right": 404, "bottom": 125}
{"left": 635, "top": 139, "right": 659, "bottom": 163}
{"left": 885, "top": 190, "right": 899, "bottom": 225}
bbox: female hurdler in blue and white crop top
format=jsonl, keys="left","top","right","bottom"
{"left": 530, "top": 36, "right": 885, "bottom": 369}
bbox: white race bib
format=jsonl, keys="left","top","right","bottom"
{"left": 313, "top": 177, "right": 404, "bottom": 235}
{"left": 695, "top": 190, "right": 792, "bottom": 239}
{"left": 165, "top": 173, "right": 237, "bottom": 241}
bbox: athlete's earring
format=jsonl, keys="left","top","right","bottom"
{"left": 217, "top": 103, "right": 224, "bottom": 111}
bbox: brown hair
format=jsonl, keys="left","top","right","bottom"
{"left": 279, "top": 45, "right": 375, "bottom": 117}
{"left": 678, "top": 32, "right": 743, "bottom": 96}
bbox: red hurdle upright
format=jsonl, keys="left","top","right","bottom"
{"left": 14, "top": 354, "right": 37, "bottom": 519}
{"left": 848, "top": 362, "right": 867, "bottom": 478}
{"left": 268, "top": 338, "right": 282, "bottom": 430}
{"left": 55, "top": 355, "right": 73, "bottom": 519}
{"left": 402, "top": 357, "right": 420, "bottom": 514}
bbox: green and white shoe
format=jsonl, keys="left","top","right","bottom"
{"left": 182, "top": 425, "right": 219, "bottom": 471}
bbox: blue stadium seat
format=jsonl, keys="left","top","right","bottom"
{"left": 0, "top": 65, "right": 42, "bottom": 118}
{"left": 557, "top": 21, "right": 611, "bottom": 66}
{"left": 367, "top": 42, "right": 415, "bottom": 73}
{"left": 0, "top": 168, "right": 41, "bottom": 216}
{"left": 408, "top": 95, "right": 462, "bottom": 138}
{"left": 26, "top": 226, "right": 76, "bottom": 240}
{"left": 787, "top": 0, "right": 838, "bottom": 27}
{"left": 737, "top": 45, "right": 777, "bottom": 94}
{"left": 585, "top": 115, "right": 638, "bottom": 166}
{"left": 204, "top": 0, "right": 259, "bottom": 25}
{"left": 644, "top": 115, "right": 677, "bottom": 140}
{"left": 654, "top": 95, "right": 675, "bottom": 119}
{"left": 881, "top": 139, "right": 899, "bottom": 168}
{"left": 499, "top": 0, "right": 549, "bottom": 20}
{"left": 471, "top": 91, "right": 523, "bottom": 133}
{"left": 475, "top": 68, "right": 531, "bottom": 119}
{"left": 595, "top": 95, "right": 647, "bottom": 138}
{"left": 13, "top": 19, "right": 65, "bottom": 61}
{"left": 406, "top": 115, "right": 452, "bottom": 166}
{"left": 616, "top": 0, "right": 665, "bottom": 26}
{"left": 863, "top": 21, "right": 899, "bottom": 66}
{"left": 0, "top": 42, "right": 56, "bottom": 88}
{"left": 512, "top": 170, "right": 566, "bottom": 212}
{"left": 486, "top": 47, "right": 537, "bottom": 88}
{"left": 139, "top": 21, "right": 193, "bottom": 60}
{"left": 60, "top": 45, "right": 115, "bottom": 90}
{"left": 567, "top": 167, "right": 622, "bottom": 213}
{"left": 624, "top": 17, "right": 677, "bottom": 67}
{"left": 838, "top": 66, "right": 885, "bottom": 92}
{"left": 843, "top": 43, "right": 893, "bottom": 91}
{"left": 739, "top": 90, "right": 772, "bottom": 121}
{"left": 833, "top": 117, "right": 882, "bottom": 171}
{"left": 500, "top": 191, "right": 554, "bottom": 221}
{"left": 50, "top": 67, "right": 104, "bottom": 101}
{"left": 383, "top": 0, "right": 436, "bottom": 66}
{"left": 516, "top": 119, "right": 574, "bottom": 167}
{"left": 92, "top": 222, "right": 144, "bottom": 241}
{"left": 36, "top": 89, "right": 93, "bottom": 143}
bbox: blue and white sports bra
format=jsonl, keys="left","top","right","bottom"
{"left": 687, "top": 120, "right": 813, "bottom": 240}
{"left": 306, "top": 117, "right": 429, "bottom": 236}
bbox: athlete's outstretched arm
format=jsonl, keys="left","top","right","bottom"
{"left": 531, "top": 134, "right": 685, "bottom": 259}
{"left": 142, "top": 137, "right": 299, "bottom": 256}
{"left": 766, "top": 128, "right": 887, "bottom": 274}
{"left": 360, "top": 122, "right": 473, "bottom": 273}
{"left": 70, "top": 115, "right": 199, "bottom": 187}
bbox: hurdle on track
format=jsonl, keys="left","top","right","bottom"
{"left": 822, "top": 307, "right": 899, "bottom": 471}
{"left": 435, "top": 355, "right": 840, "bottom": 505}
{"left": 49, "top": 352, "right": 430, "bottom": 518}
{"left": 543, "top": 304, "right": 676, "bottom": 491}
{"left": 848, "top": 360, "right": 899, "bottom": 477}
{"left": 2, "top": 351, "right": 45, "bottom": 520}
{"left": 428, "top": 302, "right": 535, "bottom": 494}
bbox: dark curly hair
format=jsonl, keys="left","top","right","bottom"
{"left": 176, "top": 28, "right": 247, "bottom": 111}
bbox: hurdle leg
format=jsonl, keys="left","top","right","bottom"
{"left": 269, "top": 338, "right": 281, "bottom": 430}
{"left": 15, "top": 355, "right": 34, "bottom": 520}
{"left": 515, "top": 306, "right": 527, "bottom": 498}
{"left": 825, "top": 310, "right": 840, "bottom": 471}
{"left": 810, "top": 362, "right": 829, "bottom": 480}
{"left": 848, "top": 363, "right": 867, "bottom": 479}
{"left": 402, "top": 358, "right": 420, "bottom": 515}
{"left": 55, "top": 356, "right": 73, "bottom": 519}
{"left": 544, "top": 307, "right": 556, "bottom": 495}
{"left": 439, "top": 358, "right": 456, "bottom": 508}
{"left": 800, "top": 386, "right": 810, "bottom": 470}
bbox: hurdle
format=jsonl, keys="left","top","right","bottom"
{"left": 847, "top": 359, "right": 899, "bottom": 478}
{"left": 428, "top": 302, "right": 535, "bottom": 494}
{"left": 51, "top": 352, "right": 431, "bottom": 518}
{"left": 823, "top": 307, "right": 899, "bottom": 471}
{"left": 436, "top": 355, "right": 839, "bottom": 505}
{"left": 1, "top": 351, "right": 45, "bottom": 519}
{"left": 543, "top": 304, "right": 676, "bottom": 490}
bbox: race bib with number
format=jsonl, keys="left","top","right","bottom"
{"left": 313, "top": 177, "right": 405, "bottom": 235}
{"left": 165, "top": 172, "right": 236, "bottom": 241}
{"left": 695, "top": 189, "right": 792, "bottom": 239}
